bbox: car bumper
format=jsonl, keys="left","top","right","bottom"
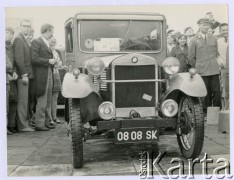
{"left": 97, "top": 118, "right": 177, "bottom": 130}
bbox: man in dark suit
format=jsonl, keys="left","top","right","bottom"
{"left": 31, "top": 24, "right": 57, "bottom": 131}
{"left": 13, "top": 19, "right": 34, "bottom": 132}
{"left": 188, "top": 18, "right": 221, "bottom": 114}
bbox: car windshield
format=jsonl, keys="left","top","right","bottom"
{"left": 79, "top": 20, "right": 162, "bottom": 52}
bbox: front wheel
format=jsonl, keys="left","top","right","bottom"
{"left": 69, "top": 98, "right": 84, "bottom": 168}
{"left": 177, "top": 96, "right": 204, "bottom": 159}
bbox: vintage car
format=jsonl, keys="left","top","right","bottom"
{"left": 62, "top": 12, "right": 207, "bottom": 168}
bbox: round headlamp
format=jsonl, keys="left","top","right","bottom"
{"left": 98, "top": 102, "right": 115, "bottom": 120}
{"left": 87, "top": 58, "right": 105, "bottom": 76}
{"left": 162, "top": 57, "right": 180, "bottom": 75}
{"left": 161, "top": 99, "right": 178, "bottom": 117}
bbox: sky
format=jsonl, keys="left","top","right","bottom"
{"left": 5, "top": 4, "right": 228, "bottom": 46}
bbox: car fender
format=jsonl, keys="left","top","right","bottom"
{"left": 163, "top": 73, "right": 207, "bottom": 101}
{"left": 62, "top": 72, "right": 96, "bottom": 98}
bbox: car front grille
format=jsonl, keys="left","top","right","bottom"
{"left": 114, "top": 65, "right": 156, "bottom": 108}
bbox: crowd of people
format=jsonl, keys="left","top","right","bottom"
{"left": 6, "top": 19, "right": 63, "bottom": 135}
{"left": 167, "top": 12, "right": 229, "bottom": 117}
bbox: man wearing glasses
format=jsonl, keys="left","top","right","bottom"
{"left": 13, "top": 19, "right": 34, "bottom": 132}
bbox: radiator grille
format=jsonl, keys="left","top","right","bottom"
{"left": 114, "top": 65, "right": 156, "bottom": 108}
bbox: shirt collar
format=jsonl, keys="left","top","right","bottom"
{"left": 41, "top": 36, "right": 50, "bottom": 48}
{"left": 199, "top": 32, "right": 207, "bottom": 39}
{"left": 20, "top": 32, "right": 28, "bottom": 40}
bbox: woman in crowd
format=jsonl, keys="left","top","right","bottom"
{"left": 6, "top": 27, "right": 18, "bottom": 134}
{"left": 49, "top": 37, "right": 62, "bottom": 125}
{"left": 6, "top": 55, "right": 13, "bottom": 135}
{"left": 170, "top": 33, "right": 189, "bottom": 72}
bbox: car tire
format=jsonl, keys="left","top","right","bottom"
{"left": 177, "top": 96, "right": 204, "bottom": 159}
{"left": 69, "top": 98, "right": 84, "bottom": 168}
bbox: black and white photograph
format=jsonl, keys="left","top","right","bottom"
{"left": 1, "top": 0, "right": 232, "bottom": 178}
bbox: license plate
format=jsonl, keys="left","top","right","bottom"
{"left": 115, "top": 128, "right": 159, "bottom": 143}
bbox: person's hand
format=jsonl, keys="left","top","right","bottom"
{"left": 220, "top": 63, "right": 225, "bottom": 69}
{"left": 55, "top": 60, "right": 62, "bottom": 67}
{"left": 49, "top": 59, "right": 56, "bottom": 65}
{"left": 8, "top": 74, "right": 13, "bottom": 81}
{"left": 12, "top": 72, "right": 18, "bottom": 80}
{"left": 62, "top": 65, "right": 69, "bottom": 72}
{"left": 22, "top": 76, "right": 29, "bottom": 85}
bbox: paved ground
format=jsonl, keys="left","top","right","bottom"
{"left": 7, "top": 112, "right": 230, "bottom": 177}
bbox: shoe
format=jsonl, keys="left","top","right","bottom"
{"left": 20, "top": 127, "right": 35, "bottom": 132}
{"left": 50, "top": 120, "right": 55, "bottom": 126}
{"left": 54, "top": 118, "right": 61, "bottom": 124}
{"left": 35, "top": 127, "right": 49, "bottom": 131}
{"left": 8, "top": 127, "right": 17, "bottom": 133}
{"left": 29, "top": 120, "right": 36, "bottom": 127}
{"left": 7, "top": 129, "right": 13, "bottom": 135}
{"left": 46, "top": 125, "right": 55, "bottom": 129}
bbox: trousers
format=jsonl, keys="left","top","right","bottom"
{"left": 17, "top": 79, "right": 29, "bottom": 130}
{"left": 201, "top": 74, "right": 221, "bottom": 113}
{"left": 51, "top": 91, "right": 59, "bottom": 120}
{"left": 35, "top": 68, "right": 53, "bottom": 128}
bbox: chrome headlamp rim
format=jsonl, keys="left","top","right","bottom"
{"left": 161, "top": 99, "right": 178, "bottom": 117}
{"left": 86, "top": 57, "right": 105, "bottom": 76}
{"left": 98, "top": 101, "right": 115, "bottom": 120}
{"left": 162, "top": 57, "right": 180, "bottom": 75}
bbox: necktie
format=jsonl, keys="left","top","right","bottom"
{"left": 204, "top": 35, "right": 207, "bottom": 45}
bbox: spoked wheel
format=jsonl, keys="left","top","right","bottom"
{"left": 177, "top": 96, "right": 204, "bottom": 159}
{"left": 69, "top": 98, "right": 84, "bottom": 168}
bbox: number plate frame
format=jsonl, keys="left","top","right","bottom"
{"left": 115, "top": 128, "right": 159, "bottom": 143}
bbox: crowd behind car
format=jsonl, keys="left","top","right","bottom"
{"left": 5, "top": 11, "right": 229, "bottom": 135}
{"left": 6, "top": 20, "right": 63, "bottom": 135}
{"left": 166, "top": 12, "right": 229, "bottom": 119}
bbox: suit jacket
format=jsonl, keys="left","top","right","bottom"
{"left": 31, "top": 37, "right": 53, "bottom": 96}
{"left": 188, "top": 33, "right": 219, "bottom": 76}
{"left": 13, "top": 32, "right": 34, "bottom": 79}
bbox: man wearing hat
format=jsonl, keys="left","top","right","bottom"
{"left": 206, "top": 12, "right": 220, "bottom": 31}
{"left": 13, "top": 19, "right": 35, "bottom": 132}
{"left": 188, "top": 18, "right": 221, "bottom": 115}
{"left": 31, "top": 23, "right": 57, "bottom": 131}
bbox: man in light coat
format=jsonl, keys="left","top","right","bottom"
{"left": 188, "top": 18, "right": 221, "bottom": 114}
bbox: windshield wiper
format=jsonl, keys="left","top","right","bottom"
{"left": 120, "top": 20, "right": 132, "bottom": 46}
